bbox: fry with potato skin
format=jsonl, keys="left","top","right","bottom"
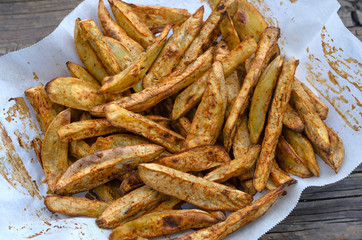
{"left": 110, "top": 209, "right": 218, "bottom": 240}
{"left": 270, "top": 160, "right": 294, "bottom": 187}
{"left": 44, "top": 196, "right": 109, "bottom": 218}
{"left": 300, "top": 80, "right": 329, "bottom": 120}
{"left": 233, "top": 116, "right": 252, "bottom": 158}
{"left": 104, "top": 36, "right": 134, "bottom": 71}
{"left": 70, "top": 140, "right": 90, "bottom": 160}
{"left": 283, "top": 104, "right": 304, "bottom": 132}
{"left": 171, "top": 117, "right": 192, "bottom": 137}
{"left": 66, "top": 61, "right": 100, "bottom": 86}
{"left": 95, "top": 180, "right": 121, "bottom": 203}
{"left": 253, "top": 60, "right": 299, "bottom": 192}
{"left": 220, "top": 11, "right": 240, "bottom": 51}
{"left": 119, "top": 170, "right": 144, "bottom": 196}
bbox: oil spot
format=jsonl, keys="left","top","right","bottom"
{"left": 33, "top": 72, "right": 39, "bottom": 81}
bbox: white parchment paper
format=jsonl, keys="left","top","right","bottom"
{"left": 0, "top": 0, "right": 361, "bottom": 239}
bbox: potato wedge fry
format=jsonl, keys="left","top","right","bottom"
{"left": 99, "top": 26, "right": 171, "bottom": 94}
{"left": 25, "top": 86, "right": 65, "bottom": 133}
{"left": 292, "top": 79, "right": 317, "bottom": 115}
{"left": 225, "top": 71, "right": 241, "bottom": 118}
{"left": 119, "top": 170, "right": 144, "bottom": 196}
{"left": 44, "top": 196, "right": 109, "bottom": 217}
{"left": 240, "top": 179, "right": 257, "bottom": 196}
{"left": 171, "top": 117, "right": 192, "bottom": 137}
{"left": 276, "top": 136, "right": 313, "bottom": 178}
{"left": 45, "top": 77, "right": 105, "bottom": 111}
{"left": 142, "top": 6, "right": 204, "bottom": 88}
{"left": 57, "top": 118, "right": 121, "bottom": 142}
{"left": 41, "top": 109, "right": 71, "bottom": 192}
{"left": 54, "top": 144, "right": 164, "bottom": 194}
{"left": 220, "top": 12, "right": 240, "bottom": 51}
{"left": 223, "top": 27, "right": 280, "bottom": 152}
{"left": 283, "top": 128, "right": 319, "bottom": 176}
{"left": 232, "top": 116, "right": 252, "bottom": 158}
{"left": 74, "top": 18, "right": 108, "bottom": 82}
{"left": 145, "top": 115, "right": 170, "bottom": 129}
{"left": 300, "top": 81, "right": 329, "bottom": 120}
{"left": 238, "top": 171, "right": 254, "bottom": 181}
{"left": 109, "top": 0, "right": 155, "bottom": 48}
{"left": 183, "top": 61, "right": 227, "bottom": 149}
{"left": 313, "top": 125, "right": 345, "bottom": 173}
{"left": 66, "top": 61, "right": 100, "bottom": 86}
{"left": 70, "top": 140, "right": 91, "bottom": 159}
{"left": 97, "top": 185, "right": 163, "bottom": 229}
{"left": 110, "top": 209, "right": 218, "bottom": 240}
{"left": 104, "top": 36, "right": 134, "bottom": 71}
{"left": 139, "top": 163, "right": 252, "bottom": 211}
{"left": 95, "top": 180, "right": 121, "bottom": 203}
{"left": 253, "top": 60, "right": 298, "bottom": 192}
{"left": 269, "top": 160, "right": 294, "bottom": 186}
{"left": 175, "top": 179, "right": 296, "bottom": 240}
{"left": 105, "top": 104, "right": 184, "bottom": 153}
{"left": 283, "top": 104, "right": 304, "bottom": 132}
{"left": 204, "top": 145, "right": 261, "bottom": 183}
{"left": 248, "top": 56, "right": 283, "bottom": 144}
{"left": 156, "top": 145, "right": 231, "bottom": 172}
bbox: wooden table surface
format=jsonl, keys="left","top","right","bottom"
{"left": 1, "top": 0, "right": 361, "bottom": 239}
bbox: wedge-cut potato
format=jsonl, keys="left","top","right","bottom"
{"left": 44, "top": 196, "right": 109, "bottom": 217}
{"left": 57, "top": 118, "right": 121, "bottom": 142}
{"left": 99, "top": 26, "right": 171, "bottom": 94}
{"left": 70, "top": 140, "right": 90, "bottom": 159}
{"left": 292, "top": 79, "right": 317, "bottom": 114}
{"left": 139, "top": 163, "right": 252, "bottom": 211}
{"left": 175, "top": 179, "right": 296, "bottom": 240}
{"left": 105, "top": 104, "right": 184, "bottom": 153}
{"left": 223, "top": 27, "right": 280, "bottom": 152}
{"left": 41, "top": 109, "right": 71, "bottom": 192}
{"left": 300, "top": 80, "right": 329, "bottom": 120}
{"left": 283, "top": 104, "right": 304, "bottom": 132}
{"left": 269, "top": 160, "right": 294, "bottom": 187}
{"left": 238, "top": 171, "right": 254, "bottom": 182}
{"left": 183, "top": 61, "right": 227, "bottom": 149}
{"left": 96, "top": 186, "right": 163, "bottom": 229}
{"left": 66, "top": 61, "right": 100, "bottom": 86}
{"left": 276, "top": 136, "right": 313, "bottom": 178}
{"left": 54, "top": 144, "right": 164, "bottom": 194}
{"left": 253, "top": 60, "right": 299, "bottom": 192}
{"left": 204, "top": 145, "right": 261, "bottom": 183}
{"left": 45, "top": 77, "right": 105, "bottom": 111}
{"left": 74, "top": 18, "right": 108, "bottom": 82}
{"left": 233, "top": 116, "right": 252, "bottom": 158}
{"left": 149, "top": 197, "right": 182, "bottom": 213}
{"left": 240, "top": 179, "right": 257, "bottom": 196}
{"left": 95, "top": 180, "right": 121, "bottom": 203}
{"left": 25, "top": 86, "right": 65, "bottom": 133}
{"left": 220, "top": 11, "right": 240, "bottom": 51}
{"left": 283, "top": 128, "right": 319, "bottom": 176}
{"left": 248, "top": 56, "right": 283, "bottom": 144}
{"left": 109, "top": 0, "right": 155, "bottom": 48}
{"left": 142, "top": 6, "right": 204, "bottom": 88}
{"left": 225, "top": 71, "right": 241, "bottom": 118}
{"left": 119, "top": 170, "right": 143, "bottom": 196}
{"left": 145, "top": 115, "right": 171, "bottom": 129}
{"left": 156, "top": 145, "right": 230, "bottom": 172}
{"left": 110, "top": 209, "right": 218, "bottom": 240}
{"left": 172, "top": 38, "right": 257, "bottom": 120}
{"left": 104, "top": 36, "right": 134, "bottom": 71}
{"left": 171, "top": 117, "right": 192, "bottom": 137}
{"left": 313, "top": 125, "right": 345, "bottom": 173}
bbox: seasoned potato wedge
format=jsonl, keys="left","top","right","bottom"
{"left": 44, "top": 196, "right": 109, "bottom": 218}
{"left": 269, "top": 160, "right": 294, "bottom": 187}
{"left": 104, "top": 36, "right": 134, "bottom": 71}
{"left": 220, "top": 11, "right": 240, "bottom": 51}
{"left": 119, "top": 170, "right": 143, "bottom": 196}
{"left": 283, "top": 104, "right": 304, "bottom": 132}
{"left": 41, "top": 109, "right": 71, "bottom": 192}
{"left": 70, "top": 140, "right": 91, "bottom": 159}
{"left": 233, "top": 116, "right": 252, "bottom": 158}
{"left": 95, "top": 180, "right": 121, "bottom": 203}
{"left": 146, "top": 115, "right": 171, "bottom": 129}
{"left": 110, "top": 209, "right": 218, "bottom": 240}
{"left": 240, "top": 179, "right": 257, "bottom": 196}
{"left": 66, "top": 61, "right": 100, "bottom": 86}
{"left": 171, "top": 117, "right": 192, "bottom": 137}
{"left": 139, "top": 163, "right": 252, "bottom": 211}
{"left": 54, "top": 144, "right": 164, "bottom": 194}
{"left": 300, "top": 80, "right": 329, "bottom": 120}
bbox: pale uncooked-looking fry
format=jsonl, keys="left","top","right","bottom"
{"left": 223, "top": 27, "right": 280, "bottom": 152}
{"left": 109, "top": 0, "right": 155, "bottom": 48}
{"left": 54, "top": 144, "right": 164, "bottom": 195}
{"left": 253, "top": 60, "right": 299, "bottom": 192}
{"left": 119, "top": 170, "right": 143, "bottom": 196}
{"left": 70, "top": 140, "right": 91, "bottom": 159}
{"left": 142, "top": 6, "right": 204, "bottom": 88}
{"left": 66, "top": 61, "right": 100, "bottom": 86}
{"left": 300, "top": 80, "right": 329, "bottom": 120}
{"left": 283, "top": 104, "right": 304, "bottom": 132}
{"left": 44, "top": 196, "right": 109, "bottom": 218}
{"left": 41, "top": 109, "right": 71, "bottom": 193}
{"left": 105, "top": 104, "right": 185, "bottom": 153}
{"left": 233, "top": 116, "right": 252, "bottom": 158}
{"left": 110, "top": 209, "right": 218, "bottom": 240}
{"left": 220, "top": 11, "right": 240, "bottom": 51}
{"left": 104, "top": 36, "right": 134, "bottom": 71}
{"left": 270, "top": 160, "right": 294, "bottom": 187}
{"left": 139, "top": 163, "right": 252, "bottom": 211}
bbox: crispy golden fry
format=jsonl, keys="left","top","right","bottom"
{"left": 276, "top": 136, "right": 313, "bottom": 178}
{"left": 225, "top": 71, "right": 241, "bottom": 118}
{"left": 145, "top": 115, "right": 170, "bottom": 129}
{"left": 54, "top": 144, "right": 164, "bottom": 194}
{"left": 175, "top": 179, "right": 296, "bottom": 240}
{"left": 292, "top": 79, "right": 317, "bottom": 115}
{"left": 313, "top": 125, "right": 345, "bottom": 173}
{"left": 25, "top": 86, "right": 65, "bottom": 133}
{"left": 283, "top": 104, "right": 304, "bottom": 132}
{"left": 110, "top": 209, "right": 218, "bottom": 240}
{"left": 45, "top": 77, "right": 105, "bottom": 111}
{"left": 156, "top": 145, "right": 231, "bottom": 172}
{"left": 238, "top": 171, "right": 254, "bottom": 181}
{"left": 74, "top": 18, "right": 108, "bottom": 82}
{"left": 253, "top": 60, "right": 299, "bottom": 192}
{"left": 104, "top": 36, "right": 134, "bottom": 71}
{"left": 66, "top": 61, "right": 100, "bottom": 86}
{"left": 97, "top": 186, "right": 163, "bottom": 229}
{"left": 204, "top": 145, "right": 261, "bottom": 183}
{"left": 105, "top": 104, "right": 184, "bottom": 153}
{"left": 233, "top": 116, "right": 252, "bottom": 158}
{"left": 269, "top": 160, "right": 294, "bottom": 187}
{"left": 119, "top": 170, "right": 143, "bottom": 196}
{"left": 265, "top": 178, "right": 278, "bottom": 190}
{"left": 223, "top": 27, "right": 280, "bottom": 152}
{"left": 142, "top": 7, "right": 204, "bottom": 88}
{"left": 70, "top": 140, "right": 90, "bottom": 159}
{"left": 149, "top": 197, "right": 182, "bottom": 213}
{"left": 172, "top": 38, "right": 257, "bottom": 120}
{"left": 240, "top": 179, "right": 257, "bottom": 196}
{"left": 171, "top": 117, "right": 192, "bottom": 137}
{"left": 283, "top": 128, "right": 319, "bottom": 176}
{"left": 139, "top": 163, "right": 252, "bottom": 211}
{"left": 99, "top": 26, "right": 171, "bottom": 94}
{"left": 44, "top": 196, "right": 109, "bottom": 217}
{"left": 41, "top": 109, "right": 71, "bottom": 192}
{"left": 290, "top": 81, "right": 330, "bottom": 152}
{"left": 248, "top": 56, "right": 283, "bottom": 144}
{"left": 183, "top": 61, "right": 227, "bottom": 149}
{"left": 57, "top": 118, "right": 121, "bottom": 142}
{"left": 220, "top": 12, "right": 240, "bottom": 51}
{"left": 300, "top": 81, "right": 329, "bottom": 120}
{"left": 95, "top": 180, "right": 121, "bottom": 203}
{"left": 109, "top": 0, "right": 155, "bottom": 48}
{"left": 98, "top": 0, "right": 144, "bottom": 58}
{"left": 32, "top": 137, "right": 43, "bottom": 168}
